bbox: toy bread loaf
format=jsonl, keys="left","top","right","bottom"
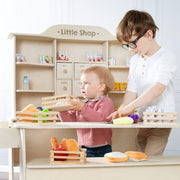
{"left": 125, "top": 151, "right": 147, "bottom": 161}
{"left": 51, "top": 137, "right": 58, "bottom": 149}
{"left": 61, "top": 138, "right": 79, "bottom": 157}
{"left": 104, "top": 152, "right": 128, "bottom": 163}
{"left": 113, "top": 117, "right": 133, "bottom": 125}
{"left": 19, "top": 104, "right": 40, "bottom": 122}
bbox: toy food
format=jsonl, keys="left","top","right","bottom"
{"left": 125, "top": 151, "right": 147, "bottom": 161}
{"left": 19, "top": 104, "right": 40, "bottom": 122}
{"left": 53, "top": 144, "right": 68, "bottom": 161}
{"left": 128, "top": 114, "right": 139, "bottom": 123}
{"left": 104, "top": 152, "right": 128, "bottom": 163}
{"left": 61, "top": 138, "right": 79, "bottom": 157}
{"left": 113, "top": 117, "right": 134, "bottom": 125}
{"left": 51, "top": 137, "right": 58, "bottom": 149}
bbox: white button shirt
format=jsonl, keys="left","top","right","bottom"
{"left": 127, "top": 48, "right": 177, "bottom": 118}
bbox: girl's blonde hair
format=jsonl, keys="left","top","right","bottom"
{"left": 82, "top": 66, "right": 114, "bottom": 95}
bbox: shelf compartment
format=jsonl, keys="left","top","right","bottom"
{"left": 16, "top": 62, "right": 54, "bottom": 68}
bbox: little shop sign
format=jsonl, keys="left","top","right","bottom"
{"left": 41, "top": 25, "right": 116, "bottom": 41}
{"left": 57, "top": 28, "right": 97, "bottom": 38}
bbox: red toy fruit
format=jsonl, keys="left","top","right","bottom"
{"left": 53, "top": 144, "right": 68, "bottom": 161}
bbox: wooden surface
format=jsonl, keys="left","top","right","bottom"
{"left": 12, "top": 121, "right": 180, "bottom": 129}
{"left": 0, "top": 122, "right": 20, "bottom": 148}
{"left": 25, "top": 156, "right": 180, "bottom": 180}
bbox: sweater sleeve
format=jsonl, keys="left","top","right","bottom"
{"left": 78, "top": 97, "right": 114, "bottom": 122}
{"left": 58, "top": 110, "right": 76, "bottom": 122}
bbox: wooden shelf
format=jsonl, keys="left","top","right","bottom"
{"left": 16, "top": 90, "right": 54, "bottom": 93}
{"left": 27, "top": 156, "right": 180, "bottom": 169}
{"left": 16, "top": 62, "right": 54, "bottom": 67}
{"left": 13, "top": 122, "right": 180, "bottom": 129}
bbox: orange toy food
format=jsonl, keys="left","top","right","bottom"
{"left": 125, "top": 151, "right": 147, "bottom": 161}
{"left": 61, "top": 138, "right": 79, "bottom": 157}
{"left": 104, "top": 152, "right": 128, "bottom": 163}
{"left": 51, "top": 137, "right": 58, "bottom": 149}
{"left": 19, "top": 104, "right": 40, "bottom": 122}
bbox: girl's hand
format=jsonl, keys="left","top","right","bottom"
{"left": 68, "top": 97, "right": 84, "bottom": 111}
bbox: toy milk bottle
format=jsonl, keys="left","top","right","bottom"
{"left": 23, "top": 76, "right": 29, "bottom": 90}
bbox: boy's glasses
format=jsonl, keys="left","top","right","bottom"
{"left": 122, "top": 31, "right": 146, "bottom": 50}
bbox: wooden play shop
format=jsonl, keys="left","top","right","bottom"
{"left": 0, "top": 25, "right": 180, "bottom": 180}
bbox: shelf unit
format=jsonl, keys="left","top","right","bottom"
{"left": 9, "top": 25, "right": 130, "bottom": 113}
{"left": 9, "top": 25, "right": 132, "bottom": 180}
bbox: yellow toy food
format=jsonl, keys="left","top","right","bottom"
{"left": 104, "top": 152, "right": 128, "bottom": 163}
{"left": 125, "top": 151, "right": 148, "bottom": 161}
{"left": 113, "top": 117, "right": 133, "bottom": 125}
{"left": 19, "top": 104, "right": 40, "bottom": 122}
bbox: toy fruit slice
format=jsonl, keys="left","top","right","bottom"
{"left": 113, "top": 117, "right": 133, "bottom": 125}
{"left": 104, "top": 152, "right": 128, "bottom": 163}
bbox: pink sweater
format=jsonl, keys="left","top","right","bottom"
{"left": 58, "top": 97, "right": 114, "bottom": 147}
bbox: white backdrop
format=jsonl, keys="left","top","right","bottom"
{"left": 0, "top": 0, "right": 180, "bottom": 166}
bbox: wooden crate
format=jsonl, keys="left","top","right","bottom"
{"left": 50, "top": 148, "right": 87, "bottom": 164}
{"left": 42, "top": 95, "right": 75, "bottom": 111}
{"left": 16, "top": 111, "right": 58, "bottom": 124}
{"left": 143, "top": 112, "right": 178, "bottom": 124}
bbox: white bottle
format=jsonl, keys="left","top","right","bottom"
{"left": 23, "top": 76, "right": 29, "bottom": 90}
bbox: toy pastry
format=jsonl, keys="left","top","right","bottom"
{"left": 113, "top": 117, "right": 134, "bottom": 125}
{"left": 104, "top": 152, "right": 128, "bottom": 163}
{"left": 19, "top": 104, "right": 40, "bottom": 122}
{"left": 125, "top": 151, "right": 147, "bottom": 161}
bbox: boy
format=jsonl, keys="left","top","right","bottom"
{"left": 107, "top": 10, "right": 177, "bottom": 155}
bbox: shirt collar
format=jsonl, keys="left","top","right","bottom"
{"left": 83, "top": 96, "right": 105, "bottom": 103}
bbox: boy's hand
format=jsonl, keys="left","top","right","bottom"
{"left": 106, "top": 111, "right": 122, "bottom": 123}
{"left": 68, "top": 98, "right": 84, "bottom": 111}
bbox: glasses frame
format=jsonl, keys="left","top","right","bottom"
{"left": 122, "top": 31, "right": 146, "bottom": 49}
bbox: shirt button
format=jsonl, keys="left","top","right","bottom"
{"left": 142, "top": 72, "right": 144, "bottom": 75}
{"left": 142, "top": 64, "right": 145, "bottom": 68}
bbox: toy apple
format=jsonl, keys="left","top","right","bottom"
{"left": 53, "top": 144, "right": 68, "bottom": 161}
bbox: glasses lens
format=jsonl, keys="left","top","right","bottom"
{"left": 128, "top": 42, "right": 137, "bottom": 49}
{"left": 122, "top": 44, "right": 129, "bottom": 50}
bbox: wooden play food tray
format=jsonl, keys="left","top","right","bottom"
{"left": 50, "top": 148, "right": 87, "bottom": 164}
{"left": 42, "top": 95, "right": 75, "bottom": 111}
{"left": 16, "top": 111, "right": 58, "bottom": 124}
{"left": 143, "top": 112, "right": 178, "bottom": 124}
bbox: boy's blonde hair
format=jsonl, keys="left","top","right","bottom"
{"left": 82, "top": 66, "right": 114, "bottom": 95}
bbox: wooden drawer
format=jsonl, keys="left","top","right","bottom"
{"left": 57, "top": 63, "right": 73, "bottom": 79}
{"left": 73, "top": 80, "right": 82, "bottom": 97}
{"left": 56, "top": 80, "right": 71, "bottom": 95}
{"left": 74, "top": 63, "right": 90, "bottom": 79}
{"left": 0, "top": 122, "right": 20, "bottom": 148}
